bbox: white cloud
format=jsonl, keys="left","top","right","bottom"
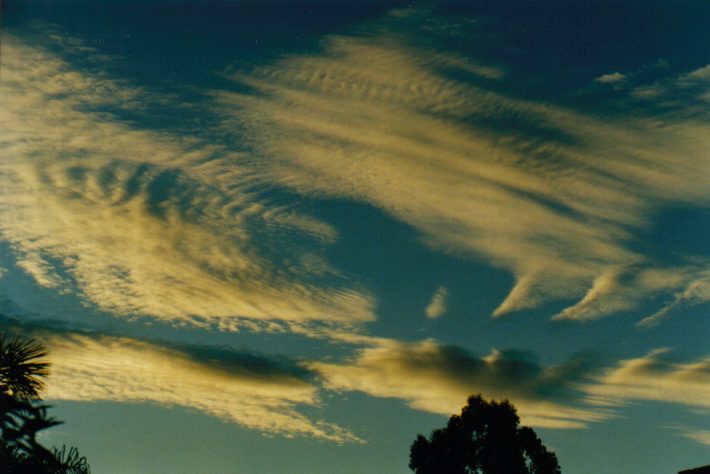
{"left": 425, "top": 286, "right": 448, "bottom": 319}
{"left": 42, "top": 332, "right": 359, "bottom": 442}
{"left": 0, "top": 35, "right": 374, "bottom": 328}
{"left": 218, "top": 26, "right": 710, "bottom": 322}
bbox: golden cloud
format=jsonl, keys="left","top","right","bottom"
{"left": 41, "top": 332, "right": 360, "bottom": 442}
{"left": 0, "top": 35, "right": 374, "bottom": 328}
{"left": 311, "top": 337, "right": 710, "bottom": 431}
{"left": 311, "top": 339, "right": 609, "bottom": 429}
{"left": 585, "top": 349, "right": 710, "bottom": 409}
{"left": 218, "top": 15, "right": 710, "bottom": 322}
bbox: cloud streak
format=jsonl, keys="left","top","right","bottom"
{"left": 0, "top": 316, "right": 358, "bottom": 442}
{"left": 585, "top": 349, "right": 710, "bottom": 410}
{"left": 44, "top": 333, "right": 360, "bottom": 442}
{"left": 672, "top": 427, "right": 710, "bottom": 447}
{"left": 218, "top": 8, "right": 710, "bottom": 322}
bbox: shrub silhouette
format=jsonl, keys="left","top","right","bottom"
{"left": 0, "top": 334, "right": 90, "bottom": 473}
{"left": 409, "top": 394, "right": 560, "bottom": 474}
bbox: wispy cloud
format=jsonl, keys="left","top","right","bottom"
{"left": 425, "top": 286, "right": 448, "bottom": 319}
{"left": 0, "top": 316, "right": 359, "bottom": 442}
{"left": 45, "top": 333, "right": 361, "bottom": 442}
{"left": 637, "top": 274, "right": 710, "bottom": 328}
{"left": 0, "top": 34, "right": 373, "bottom": 328}
{"left": 217, "top": 9, "right": 710, "bottom": 322}
{"left": 625, "top": 62, "right": 710, "bottom": 109}
{"left": 585, "top": 349, "right": 710, "bottom": 409}
{"left": 670, "top": 426, "right": 710, "bottom": 447}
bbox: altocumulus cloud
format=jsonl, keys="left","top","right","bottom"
{"left": 0, "top": 34, "right": 374, "bottom": 329}
{"left": 217, "top": 6, "right": 710, "bottom": 323}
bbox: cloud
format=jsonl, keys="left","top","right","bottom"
{"left": 5, "top": 12, "right": 707, "bottom": 330}
{"left": 311, "top": 339, "right": 608, "bottom": 429}
{"left": 0, "top": 316, "right": 359, "bottom": 442}
{"left": 553, "top": 267, "right": 710, "bottom": 322}
{"left": 0, "top": 34, "right": 374, "bottom": 328}
{"left": 637, "top": 273, "right": 710, "bottom": 327}
{"left": 591, "top": 60, "right": 669, "bottom": 91}
{"left": 217, "top": 9, "right": 710, "bottom": 322}
{"left": 425, "top": 286, "right": 448, "bottom": 319}
{"left": 45, "top": 334, "right": 361, "bottom": 442}
{"left": 584, "top": 349, "right": 710, "bottom": 410}
{"left": 671, "top": 426, "right": 710, "bottom": 447}
{"left": 311, "top": 336, "right": 710, "bottom": 431}
{"left": 594, "top": 72, "right": 627, "bottom": 84}
{"left": 628, "top": 63, "right": 710, "bottom": 107}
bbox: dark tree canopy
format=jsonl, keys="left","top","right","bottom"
{"left": 0, "top": 334, "right": 91, "bottom": 474}
{"left": 409, "top": 395, "right": 561, "bottom": 474}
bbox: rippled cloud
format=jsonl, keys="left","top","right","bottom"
{"left": 0, "top": 35, "right": 374, "bottom": 328}
{"left": 218, "top": 7, "right": 710, "bottom": 322}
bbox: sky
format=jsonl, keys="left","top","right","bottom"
{"left": 0, "top": 0, "right": 709, "bottom": 472}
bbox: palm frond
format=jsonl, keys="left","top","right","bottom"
{"left": 51, "top": 445, "right": 92, "bottom": 474}
{"left": 0, "top": 335, "right": 50, "bottom": 400}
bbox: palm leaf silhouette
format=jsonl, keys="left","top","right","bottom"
{"left": 0, "top": 335, "right": 50, "bottom": 400}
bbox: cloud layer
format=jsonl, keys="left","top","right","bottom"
{"left": 312, "top": 339, "right": 606, "bottom": 429}
{"left": 0, "top": 316, "right": 358, "bottom": 442}
{"left": 44, "top": 333, "right": 361, "bottom": 442}
{"left": 219, "top": 8, "right": 710, "bottom": 322}
{"left": 312, "top": 338, "right": 710, "bottom": 431}
{"left": 0, "top": 35, "right": 373, "bottom": 328}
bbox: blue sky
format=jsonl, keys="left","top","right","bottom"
{"left": 1, "top": 1, "right": 709, "bottom": 472}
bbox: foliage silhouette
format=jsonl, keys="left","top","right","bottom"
{"left": 0, "top": 334, "right": 90, "bottom": 473}
{"left": 0, "top": 335, "right": 50, "bottom": 400}
{"left": 409, "top": 394, "right": 560, "bottom": 474}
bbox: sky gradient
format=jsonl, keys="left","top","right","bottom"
{"left": 1, "top": 1, "right": 709, "bottom": 472}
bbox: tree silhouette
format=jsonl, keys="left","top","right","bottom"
{"left": 0, "top": 334, "right": 90, "bottom": 473}
{"left": 0, "top": 335, "right": 50, "bottom": 400}
{"left": 409, "top": 394, "right": 560, "bottom": 474}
